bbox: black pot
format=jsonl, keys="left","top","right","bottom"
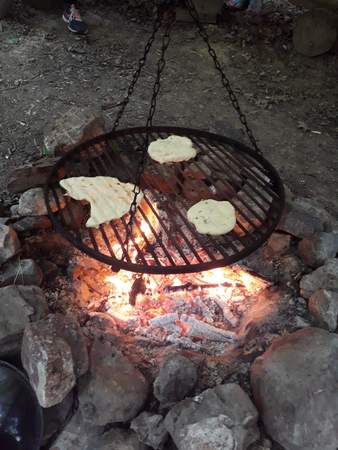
{"left": 0, "top": 361, "right": 43, "bottom": 450}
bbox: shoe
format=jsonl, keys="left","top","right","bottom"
{"left": 225, "top": 0, "right": 250, "bottom": 11}
{"left": 62, "top": 3, "right": 88, "bottom": 35}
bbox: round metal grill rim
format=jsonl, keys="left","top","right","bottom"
{"left": 44, "top": 126, "right": 285, "bottom": 274}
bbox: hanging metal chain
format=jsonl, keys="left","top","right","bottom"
{"left": 123, "top": 7, "right": 176, "bottom": 257}
{"left": 185, "top": 0, "right": 262, "bottom": 155}
{"left": 112, "top": 5, "right": 164, "bottom": 132}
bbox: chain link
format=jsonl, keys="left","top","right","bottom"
{"left": 123, "top": 7, "right": 176, "bottom": 257}
{"left": 185, "top": 0, "right": 262, "bottom": 155}
{"left": 112, "top": 6, "right": 164, "bottom": 132}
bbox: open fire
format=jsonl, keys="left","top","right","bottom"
{"left": 105, "top": 266, "right": 268, "bottom": 321}
{"left": 68, "top": 205, "right": 271, "bottom": 353}
{"left": 75, "top": 204, "right": 268, "bottom": 342}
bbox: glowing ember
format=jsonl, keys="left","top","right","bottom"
{"left": 85, "top": 208, "right": 269, "bottom": 341}
{"left": 104, "top": 265, "right": 269, "bottom": 326}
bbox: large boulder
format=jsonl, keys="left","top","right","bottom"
{"left": 79, "top": 340, "right": 149, "bottom": 426}
{"left": 0, "top": 285, "right": 48, "bottom": 343}
{"left": 21, "top": 313, "right": 88, "bottom": 408}
{"left": 0, "top": 224, "right": 20, "bottom": 265}
{"left": 278, "top": 197, "right": 337, "bottom": 238}
{"left": 23, "top": 313, "right": 89, "bottom": 377}
{"left": 165, "top": 383, "right": 259, "bottom": 450}
{"left": 131, "top": 412, "right": 168, "bottom": 449}
{"left": 0, "top": 259, "right": 43, "bottom": 287}
{"left": 44, "top": 106, "right": 106, "bottom": 156}
{"left": 22, "top": 331, "right": 75, "bottom": 408}
{"left": 297, "top": 232, "right": 338, "bottom": 268}
{"left": 21, "top": 326, "right": 76, "bottom": 408}
{"left": 153, "top": 354, "right": 198, "bottom": 406}
{"left": 251, "top": 327, "right": 338, "bottom": 450}
{"left": 13, "top": 215, "right": 52, "bottom": 233}
{"left": 308, "top": 289, "right": 338, "bottom": 331}
{"left": 177, "top": 415, "right": 236, "bottom": 450}
{"left": 85, "top": 427, "right": 148, "bottom": 450}
{"left": 49, "top": 410, "right": 103, "bottom": 450}
{"left": 18, "top": 187, "right": 64, "bottom": 216}
{"left": 300, "top": 258, "right": 338, "bottom": 298}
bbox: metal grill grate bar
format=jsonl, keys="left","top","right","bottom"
{"left": 136, "top": 204, "right": 176, "bottom": 266}
{"left": 196, "top": 138, "right": 272, "bottom": 214}
{"left": 142, "top": 194, "right": 191, "bottom": 265}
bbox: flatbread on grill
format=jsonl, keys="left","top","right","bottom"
{"left": 187, "top": 199, "right": 236, "bottom": 236}
{"left": 148, "top": 135, "right": 197, "bottom": 164}
{"left": 60, "top": 176, "right": 143, "bottom": 228}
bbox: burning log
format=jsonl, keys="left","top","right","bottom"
{"left": 163, "top": 281, "right": 244, "bottom": 294}
{"left": 150, "top": 313, "right": 179, "bottom": 327}
{"left": 129, "top": 275, "right": 147, "bottom": 306}
{"left": 180, "top": 315, "right": 237, "bottom": 342}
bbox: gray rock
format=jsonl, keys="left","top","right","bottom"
{"left": 131, "top": 412, "right": 168, "bottom": 449}
{"left": 308, "top": 289, "right": 338, "bottom": 331}
{"left": 0, "top": 259, "right": 43, "bottom": 287}
{"left": 7, "top": 157, "right": 61, "bottom": 194}
{"left": 298, "top": 232, "right": 338, "bottom": 268}
{"left": 251, "top": 327, "right": 338, "bottom": 450}
{"left": 0, "top": 217, "right": 10, "bottom": 225}
{"left": 165, "top": 383, "right": 259, "bottom": 450}
{"left": 0, "top": 333, "right": 23, "bottom": 359}
{"left": 294, "top": 315, "right": 311, "bottom": 329}
{"left": 0, "top": 285, "right": 48, "bottom": 342}
{"left": 10, "top": 204, "right": 19, "bottom": 216}
{"left": 12, "top": 215, "right": 52, "bottom": 232}
{"left": 23, "top": 313, "right": 89, "bottom": 378}
{"left": 86, "top": 428, "right": 148, "bottom": 450}
{"left": 0, "top": 224, "right": 20, "bottom": 265}
{"left": 277, "top": 254, "right": 305, "bottom": 283}
{"left": 154, "top": 354, "right": 198, "bottom": 406}
{"left": 53, "top": 420, "right": 147, "bottom": 450}
{"left": 178, "top": 415, "right": 236, "bottom": 450}
{"left": 266, "top": 232, "right": 291, "bottom": 256}
{"left": 79, "top": 340, "right": 149, "bottom": 426}
{"left": 240, "top": 247, "right": 275, "bottom": 280}
{"left": 18, "top": 187, "right": 64, "bottom": 216}
{"left": 49, "top": 410, "right": 104, "bottom": 450}
{"left": 21, "top": 329, "right": 75, "bottom": 408}
{"left": 278, "top": 197, "right": 337, "bottom": 238}
{"left": 300, "top": 258, "right": 338, "bottom": 298}
{"left": 294, "top": 197, "right": 338, "bottom": 231}
{"left": 44, "top": 106, "right": 106, "bottom": 156}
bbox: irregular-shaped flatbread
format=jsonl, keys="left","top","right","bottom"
{"left": 148, "top": 135, "right": 197, "bottom": 164}
{"left": 60, "top": 176, "right": 143, "bottom": 228}
{"left": 187, "top": 199, "right": 236, "bottom": 235}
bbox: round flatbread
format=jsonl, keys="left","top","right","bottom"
{"left": 60, "top": 176, "right": 143, "bottom": 228}
{"left": 148, "top": 135, "right": 197, "bottom": 164}
{"left": 187, "top": 199, "right": 236, "bottom": 235}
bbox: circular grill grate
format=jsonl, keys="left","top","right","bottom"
{"left": 44, "top": 126, "right": 285, "bottom": 274}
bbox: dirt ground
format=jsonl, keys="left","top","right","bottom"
{"left": 0, "top": 0, "right": 337, "bottom": 215}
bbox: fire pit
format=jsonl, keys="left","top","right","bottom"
{"left": 3, "top": 2, "right": 338, "bottom": 449}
